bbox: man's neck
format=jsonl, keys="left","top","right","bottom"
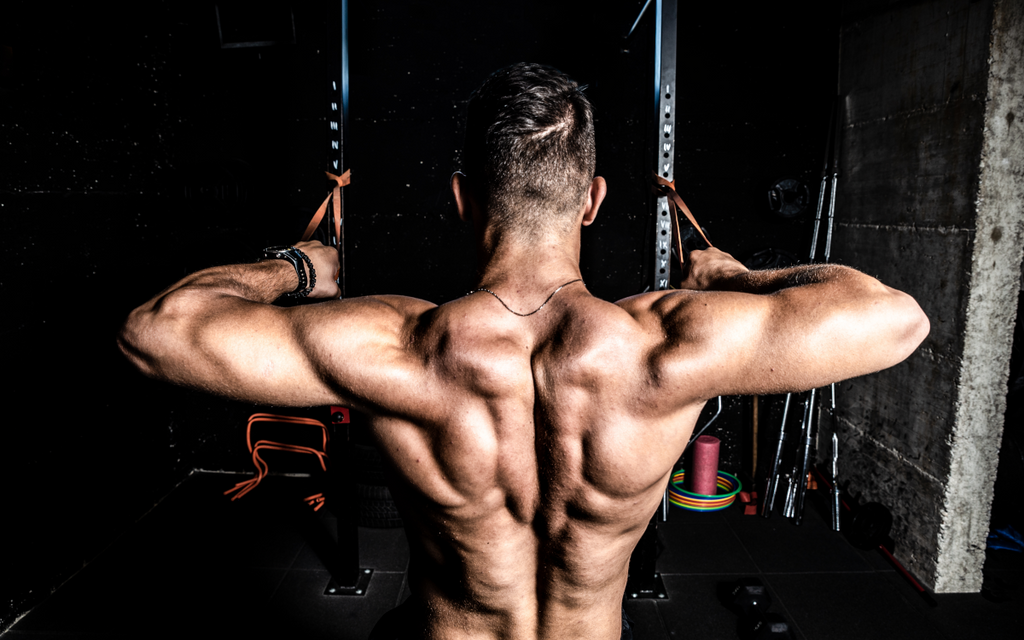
{"left": 474, "top": 229, "right": 584, "bottom": 302}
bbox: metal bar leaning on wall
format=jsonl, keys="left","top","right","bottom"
{"left": 762, "top": 95, "right": 843, "bottom": 524}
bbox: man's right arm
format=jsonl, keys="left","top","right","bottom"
{"left": 118, "top": 241, "right": 433, "bottom": 409}
{"left": 625, "top": 248, "right": 930, "bottom": 400}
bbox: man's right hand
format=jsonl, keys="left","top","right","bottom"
{"left": 678, "top": 247, "right": 750, "bottom": 291}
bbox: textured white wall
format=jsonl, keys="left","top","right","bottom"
{"left": 935, "top": 0, "right": 1024, "bottom": 593}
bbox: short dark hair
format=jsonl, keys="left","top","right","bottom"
{"left": 462, "top": 63, "right": 595, "bottom": 238}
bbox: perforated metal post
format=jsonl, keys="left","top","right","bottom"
{"left": 325, "top": 0, "right": 349, "bottom": 298}
{"left": 628, "top": 0, "right": 675, "bottom": 602}
{"left": 652, "top": 0, "right": 677, "bottom": 292}
{"left": 321, "top": 2, "right": 371, "bottom": 596}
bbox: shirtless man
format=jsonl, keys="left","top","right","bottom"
{"left": 119, "top": 63, "right": 929, "bottom": 640}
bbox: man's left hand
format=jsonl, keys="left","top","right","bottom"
{"left": 295, "top": 240, "right": 342, "bottom": 299}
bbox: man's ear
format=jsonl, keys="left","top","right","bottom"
{"left": 451, "top": 171, "right": 474, "bottom": 223}
{"left": 581, "top": 176, "right": 607, "bottom": 227}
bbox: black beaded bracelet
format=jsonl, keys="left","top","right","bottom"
{"left": 290, "top": 246, "right": 316, "bottom": 298}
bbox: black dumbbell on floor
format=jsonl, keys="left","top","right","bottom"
{"left": 722, "top": 578, "right": 795, "bottom": 640}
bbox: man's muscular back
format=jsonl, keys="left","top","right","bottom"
{"left": 120, "top": 241, "right": 928, "bottom": 640}
{"left": 366, "top": 288, "right": 706, "bottom": 640}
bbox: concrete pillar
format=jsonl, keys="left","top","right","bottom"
{"left": 829, "top": 0, "right": 1024, "bottom": 592}
{"left": 935, "top": 0, "right": 1024, "bottom": 593}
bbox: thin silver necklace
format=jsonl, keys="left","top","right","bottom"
{"left": 469, "top": 278, "right": 583, "bottom": 317}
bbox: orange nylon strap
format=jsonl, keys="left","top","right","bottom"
{"left": 244, "top": 413, "right": 328, "bottom": 453}
{"left": 224, "top": 413, "right": 331, "bottom": 505}
{"left": 301, "top": 169, "right": 351, "bottom": 245}
{"left": 304, "top": 492, "right": 326, "bottom": 511}
{"left": 653, "top": 172, "right": 713, "bottom": 250}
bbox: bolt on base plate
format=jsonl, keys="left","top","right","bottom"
{"left": 324, "top": 568, "right": 373, "bottom": 596}
{"left": 625, "top": 572, "right": 668, "bottom": 600}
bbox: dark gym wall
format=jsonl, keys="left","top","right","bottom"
{"left": 1, "top": 1, "right": 330, "bottom": 627}
{"left": 1, "top": 0, "right": 840, "bottom": 629}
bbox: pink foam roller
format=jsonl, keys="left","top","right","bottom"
{"left": 690, "top": 435, "right": 720, "bottom": 496}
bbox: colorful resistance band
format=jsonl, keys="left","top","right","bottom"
{"left": 668, "top": 469, "right": 742, "bottom": 512}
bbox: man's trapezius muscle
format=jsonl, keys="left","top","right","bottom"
{"left": 119, "top": 63, "right": 930, "bottom": 640}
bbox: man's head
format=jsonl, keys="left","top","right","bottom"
{"left": 460, "top": 63, "right": 597, "bottom": 240}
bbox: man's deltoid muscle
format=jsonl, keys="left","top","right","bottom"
{"left": 119, "top": 63, "right": 929, "bottom": 640}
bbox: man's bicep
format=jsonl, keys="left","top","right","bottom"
{"left": 652, "top": 291, "right": 806, "bottom": 399}
{"left": 645, "top": 290, "right": 833, "bottom": 401}
{"left": 160, "top": 298, "right": 336, "bottom": 406}
{"left": 693, "top": 283, "right": 926, "bottom": 397}
{"left": 700, "top": 292, "right": 834, "bottom": 396}
{"left": 153, "top": 295, "right": 415, "bottom": 408}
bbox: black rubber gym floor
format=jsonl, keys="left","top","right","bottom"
{"left": 4, "top": 471, "right": 1021, "bottom": 639}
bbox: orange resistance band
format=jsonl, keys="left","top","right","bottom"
{"left": 224, "top": 413, "right": 331, "bottom": 511}
{"left": 653, "top": 172, "right": 713, "bottom": 259}
{"left": 301, "top": 169, "right": 351, "bottom": 246}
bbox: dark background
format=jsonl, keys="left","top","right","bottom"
{"left": 1, "top": 0, "right": 840, "bottom": 628}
